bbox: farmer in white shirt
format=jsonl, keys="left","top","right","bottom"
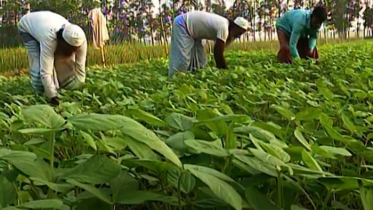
{"left": 168, "top": 11, "right": 249, "bottom": 77}
{"left": 18, "top": 11, "right": 87, "bottom": 105}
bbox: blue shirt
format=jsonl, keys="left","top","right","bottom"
{"left": 276, "top": 9, "right": 320, "bottom": 58}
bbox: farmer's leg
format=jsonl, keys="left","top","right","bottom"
{"left": 168, "top": 15, "right": 195, "bottom": 77}
{"left": 190, "top": 39, "right": 207, "bottom": 72}
{"left": 276, "top": 29, "right": 292, "bottom": 64}
{"left": 19, "top": 31, "right": 44, "bottom": 94}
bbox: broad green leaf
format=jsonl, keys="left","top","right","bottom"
{"left": 0, "top": 175, "right": 17, "bottom": 207}
{"left": 249, "top": 134, "right": 265, "bottom": 151}
{"left": 187, "top": 166, "right": 242, "bottom": 210}
{"left": 67, "top": 179, "right": 112, "bottom": 204}
{"left": 80, "top": 131, "right": 97, "bottom": 151}
{"left": 226, "top": 122, "right": 237, "bottom": 149}
{"left": 245, "top": 186, "right": 281, "bottom": 210}
{"left": 184, "top": 139, "right": 229, "bottom": 157}
{"left": 122, "top": 159, "right": 177, "bottom": 173}
{"left": 258, "top": 142, "right": 291, "bottom": 162}
{"left": 166, "top": 131, "right": 195, "bottom": 153}
{"left": 318, "top": 86, "right": 334, "bottom": 100}
{"left": 342, "top": 114, "right": 356, "bottom": 134}
{"left": 166, "top": 113, "right": 195, "bottom": 131}
{"left": 18, "top": 128, "right": 65, "bottom": 134}
{"left": 291, "top": 204, "right": 309, "bottom": 210}
{"left": 30, "top": 177, "right": 74, "bottom": 193}
{"left": 168, "top": 170, "right": 196, "bottom": 194}
{"left": 19, "top": 199, "right": 64, "bottom": 209}
{"left": 234, "top": 126, "right": 277, "bottom": 143}
{"left": 61, "top": 155, "right": 121, "bottom": 184}
{"left": 23, "top": 138, "right": 45, "bottom": 145}
{"left": 196, "top": 114, "right": 250, "bottom": 124}
{"left": 319, "top": 146, "right": 352, "bottom": 157}
{"left": 249, "top": 148, "right": 285, "bottom": 168}
{"left": 252, "top": 121, "right": 284, "bottom": 140}
{"left": 323, "top": 125, "right": 349, "bottom": 143}
{"left": 312, "top": 146, "right": 335, "bottom": 159}
{"left": 270, "top": 104, "right": 295, "bottom": 121}
{"left": 318, "top": 177, "right": 373, "bottom": 191}
{"left": 319, "top": 113, "right": 333, "bottom": 126}
{"left": 110, "top": 171, "right": 139, "bottom": 203}
{"left": 196, "top": 110, "right": 229, "bottom": 135}
{"left": 69, "top": 114, "right": 181, "bottom": 167}
{"left": 359, "top": 183, "right": 373, "bottom": 210}
{"left": 115, "top": 190, "right": 183, "bottom": 206}
{"left": 294, "top": 129, "right": 311, "bottom": 151}
{"left": 301, "top": 150, "right": 323, "bottom": 172}
{"left": 184, "top": 164, "right": 236, "bottom": 183}
{"left": 234, "top": 155, "right": 277, "bottom": 177}
{"left": 295, "top": 108, "right": 322, "bottom": 121}
{"left": 125, "top": 108, "right": 166, "bottom": 127}
{"left": 123, "top": 136, "right": 160, "bottom": 160}
{"left": 22, "top": 105, "right": 65, "bottom": 128}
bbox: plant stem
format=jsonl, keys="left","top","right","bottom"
{"left": 49, "top": 132, "right": 55, "bottom": 168}
{"left": 322, "top": 191, "right": 332, "bottom": 210}
{"left": 178, "top": 172, "right": 183, "bottom": 210}
{"left": 277, "top": 170, "right": 283, "bottom": 209}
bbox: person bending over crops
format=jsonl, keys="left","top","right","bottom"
{"left": 168, "top": 11, "right": 249, "bottom": 76}
{"left": 18, "top": 11, "right": 87, "bottom": 105}
{"left": 275, "top": 5, "right": 328, "bottom": 64}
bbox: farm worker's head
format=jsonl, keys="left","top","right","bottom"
{"left": 56, "top": 24, "right": 86, "bottom": 57}
{"left": 229, "top": 17, "right": 249, "bottom": 39}
{"left": 310, "top": 5, "right": 328, "bottom": 30}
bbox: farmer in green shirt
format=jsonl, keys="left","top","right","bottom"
{"left": 275, "top": 6, "right": 327, "bottom": 64}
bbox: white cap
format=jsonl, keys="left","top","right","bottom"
{"left": 234, "top": 17, "right": 249, "bottom": 30}
{"left": 62, "top": 24, "right": 86, "bottom": 47}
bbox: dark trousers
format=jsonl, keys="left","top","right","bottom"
{"left": 276, "top": 29, "right": 319, "bottom": 64}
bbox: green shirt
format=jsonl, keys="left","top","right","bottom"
{"left": 276, "top": 9, "right": 320, "bottom": 58}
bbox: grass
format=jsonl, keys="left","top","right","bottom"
{"left": 0, "top": 37, "right": 363, "bottom": 74}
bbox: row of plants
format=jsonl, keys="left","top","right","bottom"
{"left": 0, "top": 41, "right": 373, "bottom": 210}
{"left": 0, "top": 38, "right": 360, "bottom": 74}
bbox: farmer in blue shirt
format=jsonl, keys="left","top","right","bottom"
{"left": 275, "top": 6, "right": 327, "bottom": 64}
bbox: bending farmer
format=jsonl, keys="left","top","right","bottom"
{"left": 168, "top": 11, "right": 249, "bottom": 76}
{"left": 275, "top": 6, "right": 327, "bottom": 64}
{"left": 18, "top": 11, "right": 87, "bottom": 105}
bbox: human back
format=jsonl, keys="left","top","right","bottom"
{"left": 18, "top": 11, "right": 69, "bottom": 42}
{"left": 276, "top": 9, "right": 310, "bottom": 35}
{"left": 184, "top": 11, "right": 229, "bottom": 42}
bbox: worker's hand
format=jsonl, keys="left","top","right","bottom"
{"left": 50, "top": 97, "right": 60, "bottom": 106}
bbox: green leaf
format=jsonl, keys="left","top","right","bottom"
{"left": 125, "top": 108, "right": 166, "bottom": 127}
{"left": 342, "top": 114, "right": 356, "bottom": 134}
{"left": 115, "top": 191, "right": 183, "bottom": 206}
{"left": 291, "top": 204, "right": 309, "bottom": 210}
{"left": 166, "top": 113, "right": 195, "bottom": 131}
{"left": 0, "top": 175, "right": 17, "bottom": 207}
{"left": 18, "top": 128, "right": 65, "bottom": 134}
{"left": 234, "top": 155, "right": 277, "bottom": 177}
{"left": 184, "top": 139, "right": 229, "bottom": 157}
{"left": 319, "top": 113, "right": 333, "bottom": 126}
{"left": 249, "top": 148, "right": 286, "bottom": 168}
{"left": 245, "top": 186, "right": 281, "bottom": 210}
{"left": 80, "top": 131, "right": 97, "bottom": 151}
{"left": 187, "top": 166, "right": 242, "bottom": 210}
{"left": 123, "top": 136, "right": 160, "bottom": 160}
{"left": 68, "top": 114, "right": 182, "bottom": 167}
{"left": 166, "top": 131, "right": 195, "bottom": 153}
{"left": 75, "top": 198, "right": 112, "bottom": 210}
{"left": 22, "top": 105, "right": 65, "bottom": 128}
{"left": 184, "top": 164, "right": 236, "bottom": 183}
{"left": 19, "top": 199, "right": 64, "bottom": 209}
{"left": 168, "top": 170, "right": 196, "bottom": 194}
{"left": 322, "top": 125, "right": 349, "bottom": 143}
{"left": 122, "top": 159, "right": 177, "bottom": 173}
{"left": 67, "top": 179, "right": 112, "bottom": 204}
{"left": 110, "top": 171, "right": 139, "bottom": 203}
{"left": 319, "top": 146, "right": 352, "bottom": 157}
{"left": 30, "top": 177, "right": 74, "bottom": 193}
{"left": 270, "top": 104, "right": 295, "bottom": 121}
{"left": 301, "top": 150, "right": 323, "bottom": 172}
{"left": 294, "top": 129, "right": 311, "bottom": 151}
{"left": 359, "top": 184, "right": 373, "bottom": 210}
{"left": 295, "top": 108, "right": 322, "bottom": 121}
{"left": 61, "top": 155, "right": 121, "bottom": 184}
{"left": 258, "top": 142, "right": 291, "bottom": 162}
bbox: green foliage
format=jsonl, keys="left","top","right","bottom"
{"left": 0, "top": 41, "right": 373, "bottom": 210}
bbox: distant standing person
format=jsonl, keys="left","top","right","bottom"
{"left": 275, "top": 6, "right": 328, "bottom": 64}
{"left": 18, "top": 11, "right": 87, "bottom": 105}
{"left": 168, "top": 11, "right": 249, "bottom": 76}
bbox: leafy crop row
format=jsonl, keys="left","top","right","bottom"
{"left": 0, "top": 41, "right": 373, "bottom": 210}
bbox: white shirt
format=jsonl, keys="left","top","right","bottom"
{"left": 184, "top": 11, "right": 229, "bottom": 42}
{"left": 18, "top": 11, "right": 87, "bottom": 98}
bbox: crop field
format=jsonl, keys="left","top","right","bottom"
{"left": 0, "top": 40, "right": 373, "bottom": 210}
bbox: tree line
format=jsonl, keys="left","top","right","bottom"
{"left": 0, "top": 0, "right": 372, "bottom": 48}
